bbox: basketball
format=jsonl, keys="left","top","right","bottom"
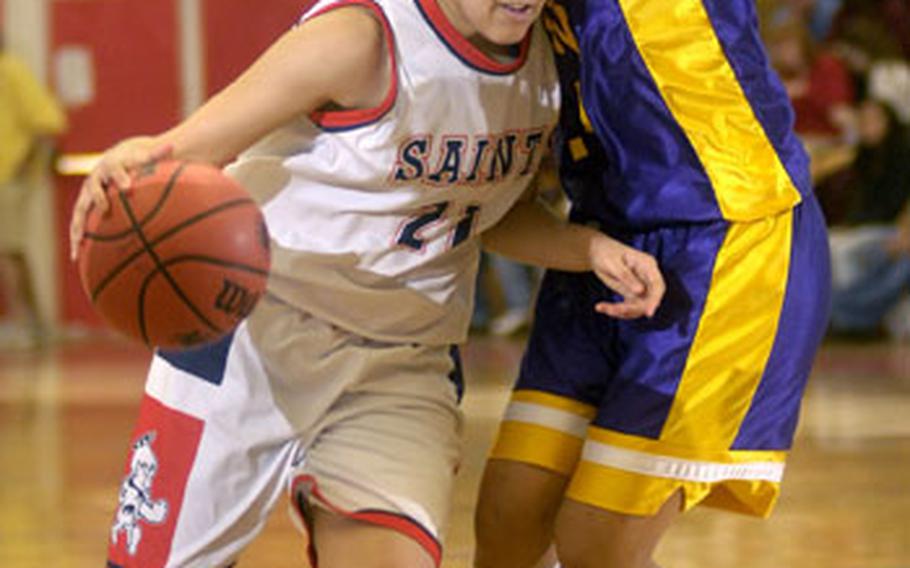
{"left": 78, "top": 160, "right": 271, "bottom": 349}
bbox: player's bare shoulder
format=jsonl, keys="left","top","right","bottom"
{"left": 296, "top": 3, "right": 392, "bottom": 112}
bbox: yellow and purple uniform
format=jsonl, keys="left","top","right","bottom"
{"left": 490, "top": 0, "right": 831, "bottom": 518}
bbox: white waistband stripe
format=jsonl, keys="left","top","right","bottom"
{"left": 503, "top": 402, "right": 590, "bottom": 439}
{"left": 582, "top": 441, "right": 785, "bottom": 483}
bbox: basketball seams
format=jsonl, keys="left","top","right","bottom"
{"left": 83, "top": 162, "right": 187, "bottom": 241}
{"left": 115, "top": 182, "right": 226, "bottom": 347}
{"left": 89, "top": 198, "right": 260, "bottom": 300}
{"left": 136, "top": 267, "right": 223, "bottom": 347}
{"left": 79, "top": 159, "right": 271, "bottom": 349}
{"left": 137, "top": 257, "right": 269, "bottom": 347}
{"left": 154, "top": 255, "right": 271, "bottom": 277}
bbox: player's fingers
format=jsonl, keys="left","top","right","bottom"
{"left": 594, "top": 299, "right": 648, "bottom": 319}
{"left": 594, "top": 269, "right": 662, "bottom": 318}
{"left": 69, "top": 191, "right": 94, "bottom": 260}
{"left": 72, "top": 170, "right": 113, "bottom": 257}
{"left": 621, "top": 253, "right": 663, "bottom": 313}
{"left": 616, "top": 262, "right": 646, "bottom": 297}
{"left": 115, "top": 143, "right": 173, "bottom": 191}
{"left": 598, "top": 266, "right": 643, "bottom": 301}
{"left": 605, "top": 252, "right": 645, "bottom": 292}
{"left": 68, "top": 212, "right": 82, "bottom": 261}
{"left": 108, "top": 162, "right": 133, "bottom": 191}
{"left": 627, "top": 256, "right": 665, "bottom": 317}
{"left": 625, "top": 252, "right": 662, "bottom": 287}
{"left": 84, "top": 172, "right": 111, "bottom": 214}
{"left": 644, "top": 276, "right": 666, "bottom": 317}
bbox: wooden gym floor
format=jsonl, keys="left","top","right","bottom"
{"left": 0, "top": 333, "right": 908, "bottom": 567}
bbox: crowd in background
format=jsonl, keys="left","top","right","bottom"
{"left": 759, "top": 0, "right": 910, "bottom": 340}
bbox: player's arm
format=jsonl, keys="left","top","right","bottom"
{"left": 70, "top": 6, "right": 389, "bottom": 259}
{"left": 162, "top": 8, "right": 389, "bottom": 164}
{"left": 482, "top": 198, "right": 665, "bottom": 319}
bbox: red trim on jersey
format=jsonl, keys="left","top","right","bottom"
{"left": 291, "top": 474, "right": 443, "bottom": 567}
{"left": 306, "top": 0, "right": 399, "bottom": 130}
{"left": 296, "top": 0, "right": 321, "bottom": 23}
{"left": 415, "top": 0, "right": 530, "bottom": 74}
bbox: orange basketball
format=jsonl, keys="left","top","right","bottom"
{"left": 78, "top": 160, "right": 271, "bottom": 349}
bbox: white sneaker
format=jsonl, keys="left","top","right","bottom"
{"left": 490, "top": 308, "right": 529, "bottom": 336}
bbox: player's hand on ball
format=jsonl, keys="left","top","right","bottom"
{"left": 588, "top": 235, "right": 664, "bottom": 319}
{"left": 70, "top": 138, "right": 173, "bottom": 260}
{"left": 75, "top": 160, "right": 270, "bottom": 349}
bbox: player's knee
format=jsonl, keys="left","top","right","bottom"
{"left": 476, "top": 489, "right": 552, "bottom": 540}
{"left": 483, "top": 461, "right": 566, "bottom": 516}
{"left": 474, "top": 498, "right": 542, "bottom": 567}
{"left": 555, "top": 531, "right": 651, "bottom": 568}
{"left": 311, "top": 509, "right": 437, "bottom": 568}
{"left": 553, "top": 504, "right": 658, "bottom": 568}
{"left": 474, "top": 462, "right": 564, "bottom": 567}
{"left": 317, "top": 544, "right": 436, "bottom": 568}
{"left": 367, "top": 553, "right": 435, "bottom": 568}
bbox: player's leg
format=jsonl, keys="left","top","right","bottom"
{"left": 310, "top": 510, "right": 437, "bottom": 568}
{"left": 290, "top": 340, "right": 464, "bottom": 568}
{"left": 553, "top": 492, "right": 682, "bottom": 568}
{"left": 106, "top": 320, "right": 301, "bottom": 568}
{"left": 474, "top": 270, "right": 612, "bottom": 568}
{"left": 474, "top": 459, "right": 569, "bottom": 568}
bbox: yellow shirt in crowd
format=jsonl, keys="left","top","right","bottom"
{"left": 0, "top": 52, "right": 67, "bottom": 185}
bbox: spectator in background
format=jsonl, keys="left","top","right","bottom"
{"left": 766, "top": 18, "right": 860, "bottom": 223}
{"left": 767, "top": 20, "right": 857, "bottom": 142}
{"left": 758, "top": 0, "right": 817, "bottom": 29}
{"left": 829, "top": 0, "right": 910, "bottom": 63}
{"left": 758, "top": 0, "right": 843, "bottom": 41}
{"left": 0, "top": 32, "right": 67, "bottom": 347}
{"left": 828, "top": 97, "right": 910, "bottom": 339}
{"left": 807, "top": 0, "right": 845, "bottom": 40}
{"left": 825, "top": 0, "right": 910, "bottom": 100}
{"left": 868, "top": 60, "right": 910, "bottom": 124}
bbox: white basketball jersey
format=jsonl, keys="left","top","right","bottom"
{"left": 225, "top": 0, "right": 559, "bottom": 345}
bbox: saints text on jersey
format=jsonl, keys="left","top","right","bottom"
{"left": 390, "top": 128, "right": 548, "bottom": 185}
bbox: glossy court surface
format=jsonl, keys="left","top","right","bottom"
{"left": 1, "top": 333, "right": 908, "bottom": 567}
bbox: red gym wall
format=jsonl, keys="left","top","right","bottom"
{"left": 201, "top": 0, "right": 304, "bottom": 97}
{"left": 53, "top": 0, "right": 303, "bottom": 326}
{"left": 53, "top": 0, "right": 182, "bottom": 326}
{"left": 0, "top": 0, "right": 4, "bottom": 316}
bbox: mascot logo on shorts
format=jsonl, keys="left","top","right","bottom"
{"left": 111, "top": 431, "right": 169, "bottom": 555}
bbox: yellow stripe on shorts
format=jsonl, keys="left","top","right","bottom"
{"left": 618, "top": 0, "right": 801, "bottom": 220}
{"left": 568, "top": 210, "right": 794, "bottom": 517}
{"left": 490, "top": 390, "right": 597, "bottom": 474}
{"left": 662, "top": 209, "right": 793, "bottom": 448}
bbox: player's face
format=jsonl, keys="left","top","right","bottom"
{"left": 440, "top": 0, "right": 544, "bottom": 50}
